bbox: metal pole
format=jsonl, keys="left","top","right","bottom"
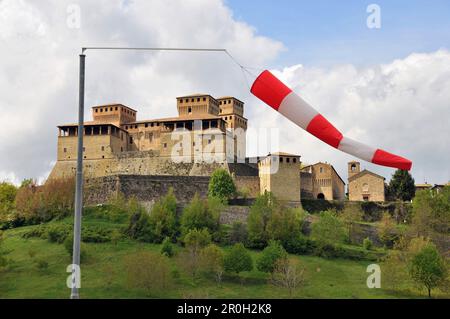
{"left": 71, "top": 53, "right": 85, "bottom": 299}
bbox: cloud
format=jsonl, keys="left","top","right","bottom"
{"left": 0, "top": 0, "right": 448, "bottom": 186}
{"left": 256, "top": 50, "right": 450, "bottom": 184}
{"left": 0, "top": 0, "right": 282, "bottom": 183}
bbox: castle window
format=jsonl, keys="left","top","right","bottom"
{"left": 185, "top": 99, "right": 189, "bottom": 103}
{"left": 197, "top": 98, "right": 200, "bottom": 102}
{"left": 101, "top": 146, "right": 104, "bottom": 151}
{"left": 286, "top": 158, "right": 290, "bottom": 163}
{"left": 163, "top": 143, "right": 167, "bottom": 148}
{"left": 180, "top": 99, "right": 183, "bottom": 103}
{"left": 151, "top": 123, "right": 154, "bottom": 127}
{"left": 100, "top": 108, "right": 103, "bottom": 112}
{"left": 95, "top": 109, "right": 98, "bottom": 113}
{"left": 280, "top": 157, "right": 283, "bottom": 163}
{"left": 193, "top": 142, "right": 195, "bottom": 146}
{"left": 203, "top": 97, "right": 206, "bottom": 101}
{"left": 121, "top": 147, "right": 123, "bottom": 152}
{"left": 110, "top": 107, "right": 113, "bottom": 111}
{"left": 135, "top": 125, "right": 137, "bottom": 129}
{"left": 129, "top": 137, "right": 133, "bottom": 144}
{"left": 320, "top": 167, "right": 323, "bottom": 173}
{"left": 125, "top": 126, "right": 128, "bottom": 129}
{"left": 63, "top": 148, "right": 67, "bottom": 153}
{"left": 145, "top": 123, "right": 148, "bottom": 128}
{"left": 293, "top": 158, "right": 297, "bottom": 163}
{"left": 219, "top": 101, "right": 222, "bottom": 105}
{"left": 102, "top": 155, "right": 105, "bottom": 159}
{"left": 115, "top": 107, "right": 118, "bottom": 111}
{"left": 191, "top": 98, "right": 194, "bottom": 102}
{"left": 208, "top": 139, "right": 211, "bottom": 144}
{"left": 351, "top": 164, "right": 356, "bottom": 171}
{"left": 188, "top": 107, "right": 192, "bottom": 114}
{"left": 83, "top": 147, "right": 85, "bottom": 152}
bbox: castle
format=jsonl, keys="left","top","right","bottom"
{"left": 48, "top": 94, "right": 385, "bottom": 203}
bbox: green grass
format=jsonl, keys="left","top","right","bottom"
{"left": 0, "top": 217, "right": 447, "bottom": 299}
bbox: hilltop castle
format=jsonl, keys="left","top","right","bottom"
{"left": 48, "top": 94, "right": 385, "bottom": 203}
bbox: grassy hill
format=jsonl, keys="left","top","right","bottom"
{"left": 0, "top": 214, "right": 443, "bottom": 299}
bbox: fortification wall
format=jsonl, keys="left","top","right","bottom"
{"left": 84, "top": 174, "right": 211, "bottom": 204}
{"left": 234, "top": 176, "right": 260, "bottom": 198}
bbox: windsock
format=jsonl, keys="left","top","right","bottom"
{"left": 250, "top": 70, "right": 412, "bottom": 171}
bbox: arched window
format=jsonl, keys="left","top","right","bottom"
{"left": 362, "top": 183, "right": 369, "bottom": 192}
{"left": 351, "top": 164, "right": 357, "bottom": 171}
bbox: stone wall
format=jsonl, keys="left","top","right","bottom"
{"left": 234, "top": 176, "right": 260, "bottom": 198}
{"left": 84, "top": 174, "right": 211, "bottom": 205}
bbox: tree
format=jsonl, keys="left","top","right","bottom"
{"left": 208, "top": 168, "right": 236, "bottom": 203}
{"left": 124, "top": 251, "right": 172, "bottom": 294}
{"left": 410, "top": 187, "right": 450, "bottom": 250}
{"left": 147, "top": 188, "right": 178, "bottom": 242}
{"left": 271, "top": 258, "right": 305, "bottom": 297}
{"left": 247, "top": 192, "right": 278, "bottom": 248}
{"left": 409, "top": 244, "right": 447, "bottom": 298}
{"left": 182, "top": 228, "right": 212, "bottom": 279}
{"left": 180, "top": 194, "right": 221, "bottom": 236}
{"left": 311, "top": 210, "right": 348, "bottom": 245}
{"left": 0, "top": 182, "right": 17, "bottom": 220}
{"left": 340, "top": 204, "right": 364, "bottom": 244}
{"left": 267, "top": 207, "right": 304, "bottom": 244}
{"left": 388, "top": 169, "right": 415, "bottom": 201}
{"left": 200, "top": 244, "right": 224, "bottom": 284}
{"left": 228, "top": 221, "right": 248, "bottom": 245}
{"left": 0, "top": 231, "right": 10, "bottom": 269}
{"left": 256, "top": 240, "right": 288, "bottom": 274}
{"left": 378, "top": 212, "right": 397, "bottom": 247}
{"left": 224, "top": 243, "right": 253, "bottom": 276}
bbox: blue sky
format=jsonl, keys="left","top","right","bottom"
{"left": 226, "top": 0, "right": 450, "bottom": 68}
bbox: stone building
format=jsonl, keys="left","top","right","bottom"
{"left": 300, "top": 162, "right": 345, "bottom": 200}
{"left": 49, "top": 94, "right": 248, "bottom": 180}
{"left": 258, "top": 152, "right": 301, "bottom": 202}
{"left": 347, "top": 161, "right": 385, "bottom": 202}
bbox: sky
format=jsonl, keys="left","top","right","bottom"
{"left": 0, "top": 0, "right": 449, "bottom": 186}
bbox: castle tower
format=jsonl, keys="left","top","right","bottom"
{"left": 258, "top": 152, "right": 301, "bottom": 202}
{"left": 348, "top": 161, "right": 361, "bottom": 179}
{"left": 176, "top": 94, "right": 220, "bottom": 116}
{"left": 217, "top": 97, "right": 247, "bottom": 160}
{"left": 92, "top": 104, "right": 137, "bottom": 126}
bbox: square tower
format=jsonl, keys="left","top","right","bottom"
{"left": 348, "top": 161, "right": 361, "bottom": 179}
{"left": 92, "top": 104, "right": 137, "bottom": 126}
{"left": 176, "top": 94, "right": 220, "bottom": 117}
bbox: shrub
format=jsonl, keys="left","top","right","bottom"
{"left": 110, "top": 229, "right": 122, "bottom": 245}
{"left": 256, "top": 241, "right": 288, "bottom": 274}
{"left": 46, "top": 224, "right": 70, "bottom": 243}
{"left": 161, "top": 237, "right": 174, "bottom": 257}
{"left": 180, "top": 194, "right": 220, "bottom": 236}
{"left": 282, "top": 234, "right": 316, "bottom": 255}
{"left": 208, "top": 168, "right": 236, "bottom": 203}
{"left": 0, "top": 182, "right": 17, "bottom": 222}
{"left": 21, "top": 225, "right": 47, "bottom": 239}
{"left": 228, "top": 221, "right": 248, "bottom": 245}
{"left": 146, "top": 188, "right": 178, "bottom": 243}
{"left": 223, "top": 243, "right": 253, "bottom": 275}
{"left": 81, "top": 226, "right": 111, "bottom": 243}
{"left": 267, "top": 207, "right": 304, "bottom": 243}
{"left": 247, "top": 192, "right": 278, "bottom": 248}
{"left": 181, "top": 228, "right": 212, "bottom": 279}
{"left": 200, "top": 244, "right": 224, "bottom": 284}
{"left": 311, "top": 210, "right": 348, "bottom": 245}
{"left": 378, "top": 212, "right": 398, "bottom": 247}
{"left": 124, "top": 251, "right": 172, "bottom": 294}
{"left": 363, "top": 238, "right": 373, "bottom": 250}
{"left": 271, "top": 258, "right": 305, "bottom": 297}
{"left": 63, "top": 236, "right": 87, "bottom": 263}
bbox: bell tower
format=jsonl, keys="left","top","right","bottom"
{"left": 348, "top": 161, "right": 360, "bottom": 179}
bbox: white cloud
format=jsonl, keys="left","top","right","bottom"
{"left": 0, "top": 0, "right": 448, "bottom": 186}
{"left": 256, "top": 50, "right": 450, "bottom": 184}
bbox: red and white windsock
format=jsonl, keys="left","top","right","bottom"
{"left": 250, "top": 70, "right": 412, "bottom": 171}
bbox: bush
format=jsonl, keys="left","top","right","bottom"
{"left": 271, "top": 258, "right": 305, "bottom": 297}
{"left": 124, "top": 251, "right": 172, "bottom": 294}
{"left": 256, "top": 241, "right": 288, "bottom": 274}
{"left": 81, "top": 226, "right": 111, "bottom": 243}
{"left": 267, "top": 207, "right": 304, "bottom": 243}
{"left": 146, "top": 188, "right": 178, "bottom": 243}
{"left": 228, "top": 221, "right": 248, "bottom": 245}
{"left": 247, "top": 192, "right": 278, "bottom": 248}
{"left": 46, "top": 224, "right": 70, "bottom": 243}
{"left": 180, "top": 194, "right": 221, "bottom": 236}
{"left": 363, "top": 238, "right": 373, "bottom": 250}
{"left": 110, "top": 229, "right": 122, "bottom": 245}
{"left": 63, "top": 236, "right": 87, "bottom": 263}
{"left": 223, "top": 243, "right": 253, "bottom": 275}
{"left": 181, "top": 228, "right": 212, "bottom": 279}
{"left": 208, "top": 168, "right": 236, "bottom": 203}
{"left": 161, "top": 237, "right": 174, "bottom": 257}
{"left": 282, "top": 234, "right": 316, "bottom": 255}
{"left": 21, "top": 225, "right": 47, "bottom": 239}
{"left": 311, "top": 210, "right": 348, "bottom": 245}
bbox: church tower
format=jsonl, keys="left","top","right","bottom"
{"left": 348, "top": 161, "right": 361, "bottom": 179}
